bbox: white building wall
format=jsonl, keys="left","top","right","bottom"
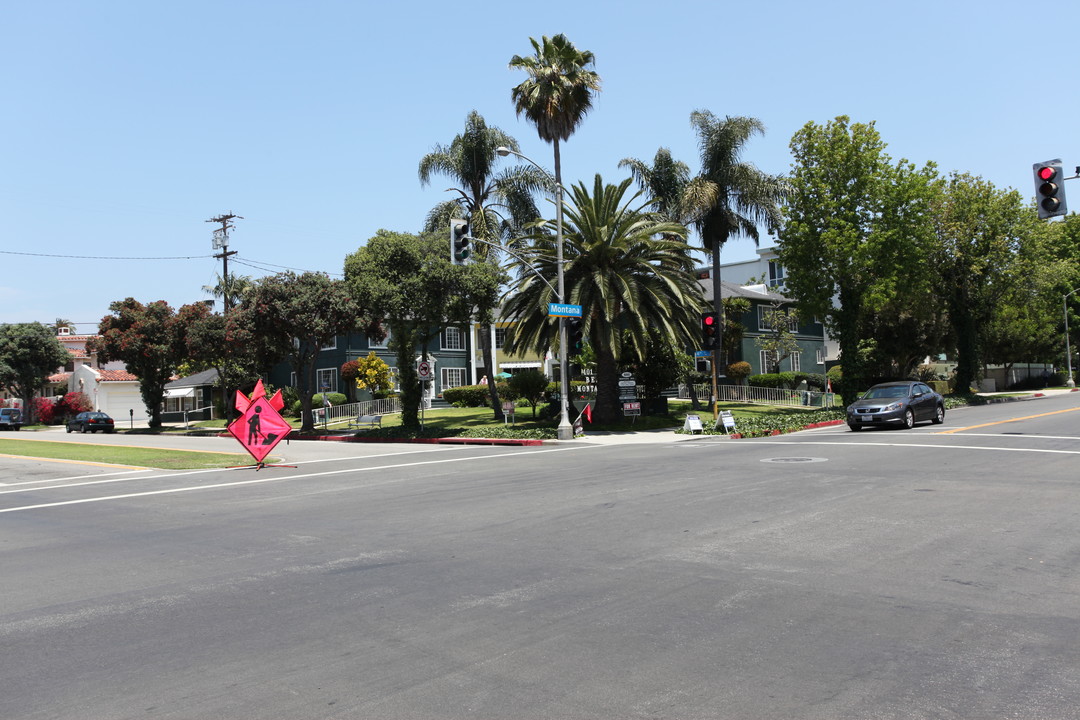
{"left": 71, "top": 365, "right": 149, "bottom": 424}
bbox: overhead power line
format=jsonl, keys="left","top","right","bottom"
{"left": 0, "top": 250, "right": 212, "bottom": 260}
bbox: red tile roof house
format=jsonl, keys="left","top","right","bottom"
{"left": 67, "top": 364, "right": 146, "bottom": 425}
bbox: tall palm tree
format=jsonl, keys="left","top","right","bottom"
{"left": 618, "top": 148, "right": 692, "bottom": 226}
{"left": 509, "top": 32, "right": 601, "bottom": 205}
{"left": 419, "top": 110, "right": 547, "bottom": 419}
{"left": 503, "top": 175, "right": 705, "bottom": 424}
{"left": 682, "top": 111, "right": 788, "bottom": 393}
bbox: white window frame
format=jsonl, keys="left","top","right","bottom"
{"left": 441, "top": 367, "right": 467, "bottom": 391}
{"left": 790, "top": 351, "right": 801, "bottom": 372}
{"left": 757, "top": 305, "right": 799, "bottom": 332}
{"left": 768, "top": 260, "right": 786, "bottom": 288}
{"left": 759, "top": 350, "right": 778, "bottom": 374}
{"left": 816, "top": 348, "right": 826, "bottom": 365}
{"left": 494, "top": 327, "right": 507, "bottom": 349}
{"left": 369, "top": 330, "right": 391, "bottom": 349}
{"left": 316, "top": 367, "right": 338, "bottom": 394}
{"left": 442, "top": 327, "right": 465, "bottom": 351}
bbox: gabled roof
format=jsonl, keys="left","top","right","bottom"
{"left": 164, "top": 368, "right": 219, "bottom": 388}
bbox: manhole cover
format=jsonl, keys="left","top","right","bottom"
{"left": 759, "top": 457, "right": 827, "bottom": 464}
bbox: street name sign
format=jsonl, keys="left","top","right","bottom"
{"left": 547, "top": 303, "right": 583, "bottom": 318}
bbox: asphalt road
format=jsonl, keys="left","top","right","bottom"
{"left": 2, "top": 395, "right": 1079, "bottom": 719}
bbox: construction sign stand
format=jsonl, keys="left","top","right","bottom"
{"left": 226, "top": 379, "right": 296, "bottom": 470}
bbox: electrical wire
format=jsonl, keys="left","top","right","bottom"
{"left": 0, "top": 250, "right": 212, "bottom": 260}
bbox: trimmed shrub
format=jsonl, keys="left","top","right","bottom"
{"left": 726, "top": 361, "right": 752, "bottom": 382}
{"left": 443, "top": 384, "right": 497, "bottom": 407}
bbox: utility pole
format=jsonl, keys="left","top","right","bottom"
{"left": 207, "top": 213, "right": 242, "bottom": 311}
{"left": 207, "top": 213, "right": 242, "bottom": 422}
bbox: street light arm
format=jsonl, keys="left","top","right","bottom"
{"left": 470, "top": 236, "right": 559, "bottom": 299}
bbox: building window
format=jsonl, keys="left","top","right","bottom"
{"left": 442, "top": 327, "right": 465, "bottom": 351}
{"left": 816, "top": 348, "right": 826, "bottom": 365}
{"left": 320, "top": 337, "right": 337, "bottom": 351}
{"left": 790, "top": 351, "right": 801, "bottom": 372}
{"left": 759, "top": 350, "right": 778, "bottom": 374}
{"left": 757, "top": 305, "right": 799, "bottom": 332}
{"left": 369, "top": 330, "right": 390, "bottom": 349}
{"left": 316, "top": 368, "right": 338, "bottom": 394}
{"left": 768, "top": 260, "right": 786, "bottom": 288}
{"left": 441, "top": 367, "right": 467, "bottom": 391}
{"left": 494, "top": 327, "right": 507, "bottom": 349}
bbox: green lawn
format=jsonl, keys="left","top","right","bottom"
{"left": 0, "top": 438, "right": 263, "bottom": 469}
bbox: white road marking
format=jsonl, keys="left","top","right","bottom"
{"left": 748, "top": 440, "right": 1080, "bottom": 455}
{"left": 0, "top": 445, "right": 599, "bottom": 514}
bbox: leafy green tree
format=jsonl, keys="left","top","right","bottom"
{"left": 345, "top": 230, "right": 501, "bottom": 430}
{"left": 179, "top": 303, "right": 262, "bottom": 421}
{"left": 86, "top": 299, "right": 192, "bottom": 428}
{"left": 622, "top": 333, "right": 693, "bottom": 414}
{"left": 507, "top": 369, "right": 549, "bottom": 418}
{"left": 931, "top": 173, "right": 1045, "bottom": 391}
{"left": 418, "top": 110, "right": 544, "bottom": 420}
{"left": 754, "top": 304, "right": 801, "bottom": 373}
{"left": 503, "top": 175, "right": 704, "bottom": 424}
{"left": 0, "top": 323, "right": 71, "bottom": 423}
{"left": 231, "top": 272, "right": 370, "bottom": 432}
{"left": 777, "top": 116, "right": 939, "bottom": 402}
{"left": 351, "top": 351, "right": 393, "bottom": 399}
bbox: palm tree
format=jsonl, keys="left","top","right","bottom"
{"left": 503, "top": 175, "right": 706, "bottom": 424}
{"left": 618, "top": 148, "right": 692, "bottom": 226}
{"left": 682, "top": 111, "right": 788, "bottom": 395}
{"left": 419, "top": 110, "right": 547, "bottom": 419}
{"left": 509, "top": 33, "right": 601, "bottom": 203}
{"left": 202, "top": 273, "right": 254, "bottom": 311}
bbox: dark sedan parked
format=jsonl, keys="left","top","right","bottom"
{"left": 67, "top": 411, "right": 116, "bottom": 434}
{"left": 846, "top": 381, "right": 945, "bottom": 431}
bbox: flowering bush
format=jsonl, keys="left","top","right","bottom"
{"left": 34, "top": 397, "right": 59, "bottom": 424}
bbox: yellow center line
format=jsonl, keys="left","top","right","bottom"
{"left": 938, "top": 406, "right": 1080, "bottom": 434}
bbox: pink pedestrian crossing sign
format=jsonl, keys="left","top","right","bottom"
{"left": 227, "top": 379, "right": 291, "bottom": 464}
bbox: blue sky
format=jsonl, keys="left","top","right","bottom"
{"left": 3, "top": 0, "right": 1075, "bottom": 332}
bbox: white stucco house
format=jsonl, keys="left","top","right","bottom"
{"left": 70, "top": 364, "right": 147, "bottom": 425}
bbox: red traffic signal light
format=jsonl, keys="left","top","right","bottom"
{"left": 701, "top": 312, "right": 720, "bottom": 351}
{"left": 1033, "top": 159, "right": 1068, "bottom": 219}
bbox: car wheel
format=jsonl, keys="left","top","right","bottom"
{"left": 848, "top": 424, "right": 862, "bottom": 432}
{"left": 67, "top": 426, "right": 73, "bottom": 433}
{"left": 932, "top": 405, "right": 945, "bottom": 424}
{"left": 902, "top": 409, "right": 915, "bottom": 429}
{"left": 81, "top": 426, "right": 87, "bottom": 433}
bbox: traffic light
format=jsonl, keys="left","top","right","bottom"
{"left": 1033, "top": 159, "right": 1068, "bottom": 219}
{"left": 450, "top": 219, "right": 471, "bottom": 264}
{"left": 701, "top": 311, "right": 720, "bottom": 351}
{"left": 567, "top": 318, "right": 584, "bottom": 354}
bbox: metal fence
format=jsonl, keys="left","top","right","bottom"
{"left": 679, "top": 383, "right": 838, "bottom": 408}
{"left": 315, "top": 397, "right": 401, "bottom": 427}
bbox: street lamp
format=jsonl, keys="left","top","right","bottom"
{"left": 1065, "top": 288, "right": 1077, "bottom": 388}
{"left": 497, "top": 145, "right": 574, "bottom": 440}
